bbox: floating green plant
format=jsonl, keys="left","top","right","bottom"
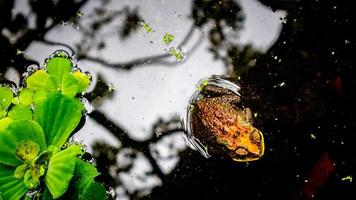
{"left": 0, "top": 86, "right": 33, "bottom": 132}
{"left": 169, "top": 47, "right": 184, "bottom": 62}
{"left": 0, "top": 51, "right": 107, "bottom": 200}
{"left": 25, "top": 54, "right": 90, "bottom": 103}
{"left": 163, "top": 32, "right": 174, "bottom": 45}
{"left": 140, "top": 21, "right": 154, "bottom": 33}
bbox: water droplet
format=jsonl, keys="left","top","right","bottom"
{"left": 25, "top": 190, "right": 38, "bottom": 199}
{"left": 71, "top": 67, "right": 82, "bottom": 73}
{"left": 51, "top": 49, "right": 71, "bottom": 59}
{"left": 26, "top": 65, "right": 40, "bottom": 74}
{"left": 81, "top": 97, "right": 93, "bottom": 114}
{"left": 280, "top": 17, "right": 287, "bottom": 24}
{"left": 84, "top": 71, "right": 93, "bottom": 82}
{"left": 44, "top": 50, "right": 73, "bottom": 69}
{"left": 16, "top": 49, "right": 24, "bottom": 55}
{"left": 107, "top": 187, "right": 116, "bottom": 199}
{"left": 107, "top": 83, "right": 115, "bottom": 92}
{"left": 76, "top": 11, "right": 84, "bottom": 17}
{"left": 0, "top": 80, "right": 18, "bottom": 93}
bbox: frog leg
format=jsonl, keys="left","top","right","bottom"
{"left": 237, "top": 107, "right": 254, "bottom": 124}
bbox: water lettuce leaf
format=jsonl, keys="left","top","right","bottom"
{"left": 63, "top": 159, "right": 107, "bottom": 200}
{"left": 46, "top": 57, "right": 72, "bottom": 81}
{"left": 0, "top": 164, "right": 28, "bottom": 200}
{"left": 79, "top": 181, "right": 107, "bottom": 200}
{"left": 0, "top": 117, "right": 12, "bottom": 132}
{"left": 26, "top": 57, "right": 90, "bottom": 98}
{"left": 0, "top": 120, "right": 46, "bottom": 167}
{"left": 26, "top": 70, "right": 58, "bottom": 92}
{"left": 0, "top": 54, "right": 101, "bottom": 199}
{"left": 45, "top": 145, "right": 83, "bottom": 199}
{"left": 34, "top": 93, "right": 83, "bottom": 147}
{"left": 0, "top": 86, "right": 13, "bottom": 111}
{"left": 73, "top": 159, "right": 100, "bottom": 190}
{"left": 7, "top": 105, "right": 33, "bottom": 121}
{"left": 61, "top": 73, "right": 78, "bottom": 97}
{"left": 72, "top": 71, "right": 90, "bottom": 93}
{"left": 12, "top": 89, "right": 33, "bottom": 106}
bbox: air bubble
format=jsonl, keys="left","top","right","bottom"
{"left": 51, "top": 49, "right": 71, "bottom": 59}
{"left": 84, "top": 71, "right": 93, "bottom": 82}
{"left": 44, "top": 49, "right": 75, "bottom": 70}
{"left": 107, "top": 186, "right": 116, "bottom": 199}
{"left": 71, "top": 67, "right": 82, "bottom": 73}
{"left": 81, "top": 97, "right": 94, "bottom": 115}
{"left": 0, "top": 80, "right": 18, "bottom": 94}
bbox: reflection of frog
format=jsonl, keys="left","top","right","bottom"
{"left": 191, "top": 85, "right": 264, "bottom": 162}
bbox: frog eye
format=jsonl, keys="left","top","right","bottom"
{"left": 235, "top": 147, "right": 249, "bottom": 156}
{"left": 250, "top": 130, "right": 261, "bottom": 143}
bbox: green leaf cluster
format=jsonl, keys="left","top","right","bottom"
{"left": 169, "top": 47, "right": 184, "bottom": 62}
{"left": 0, "top": 87, "right": 33, "bottom": 132}
{"left": 163, "top": 32, "right": 174, "bottom": 45}
{"left": 0, "top": 53, "right": 107, "bottom": 200}
{"left": 26, "top": 56, "right": 91, "bottom": 103}
{"left": 140, "top": 21, "right": 154, "bottom": 33}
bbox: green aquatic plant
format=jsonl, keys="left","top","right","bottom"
{"left": 169, "top": 47, "right": 184, "bottom": 62}
{"left": 140, "top": 21, "right": 154, "bottom": 33}
{"left": 25, "top": 54, "right": 90, "bottom": 103}
{"left": 0, "top": 86, "right": 14, "bottom": 131}
{"left": 163, "top": 32, "right": 174, "bottom": 45}
{"left": 0, "top": 87, "right": 33, "bottom": 132}
{"left": 0, "top": 52, "right": 107, "bottom": 200}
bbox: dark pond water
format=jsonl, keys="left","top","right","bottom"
{"left": 1, "top": 0, "right": 355, "bottom": 199}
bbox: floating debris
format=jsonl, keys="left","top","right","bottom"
{"left": 76, "top": 11, "right": 84, "bottom": 17}
{"left": 341, "top": 176, "right": 352, "bottom": 182}
{"left": 310, "top": 133, "right": 316, "bottom": 139}
{"left": 16, "top": 49, "right": 24, "bottom": 55}
{"left": 196, "top": 79, "right": 208, "bottom": 92}
{"left": 280, "top": 17, "right": 287, "bottom": 24}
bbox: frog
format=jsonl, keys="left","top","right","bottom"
{"left": 190, "top": 84, "right": 265, "bottom": 162}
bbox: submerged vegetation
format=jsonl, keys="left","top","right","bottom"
{"left": 0, "top": 51, "right": 107, "bottom": 200}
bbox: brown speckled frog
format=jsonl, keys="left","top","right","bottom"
{"left": 190, "top": 85, "right": 265, "bottom": 162}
